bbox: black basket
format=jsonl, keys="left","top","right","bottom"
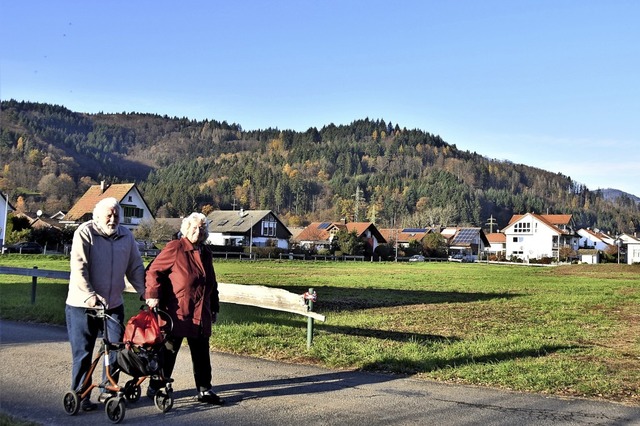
{"left": 117, "top": 345, "right": 163, "bottom": 378}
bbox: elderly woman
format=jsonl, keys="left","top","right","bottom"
{"left": 144, "top": 212, "right": 223, "bottom": 405}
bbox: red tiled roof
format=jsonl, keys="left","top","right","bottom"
{"left": 379, "top": 228, "right": 430, "bottom": 243}
{"left": 508, "top": 213, "right": 572, "bottom": 226}
{"left": 508, "top": 213, "right": 574, "bottom": 236}
{"left": 486, "top": 233, "right": 506, "bottom": 243}
{"left": 293, "top": 222, "right": 333, "bottom": 242}
{"left": 294, "top": 221, "right": 386, "bottom": 243}
{"left": 65, "top": 183, "right": 136, "bottom": 221}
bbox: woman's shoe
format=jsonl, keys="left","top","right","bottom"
{"left": 81, "top": 397, "right": 98, "bottom": 411}
{"left": 197, "top": 389, "right": 224, "bottom": 405}
{"left": 147, "top": 386, "right": 158, "bottom": 399}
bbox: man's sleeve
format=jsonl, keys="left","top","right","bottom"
{"left": 69, "top": 225, "right": 94, "bottom": 294}
{"left": 126, "top": 235, "right": 146, "bottom": 297}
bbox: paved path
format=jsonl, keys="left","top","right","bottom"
{"left": 1, "top": 320, "right": 638, "bottom": 425}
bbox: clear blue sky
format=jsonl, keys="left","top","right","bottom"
{"left": 2, "top": 1, "right": 639, "bottom": 197}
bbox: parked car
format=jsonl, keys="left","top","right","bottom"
{"left": 5, "top": 241, "right": 43, "bottom": 254}
{"left": 408, "top": 254, "right": 425, "bottom": 262}
{"left": 448, "top": 253, "right": 473, "bottom": 263}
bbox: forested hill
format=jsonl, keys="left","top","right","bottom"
{"left": 1, "top": 99, "right": 638, "bottom": 234}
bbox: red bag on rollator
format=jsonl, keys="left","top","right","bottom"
{"left": 123, "top": 308, "right": 163, "bottom": 348}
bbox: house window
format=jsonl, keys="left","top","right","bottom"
{"left": 262, "top": 219, "right": 277, "bottom": 237}
{"left": 514, "top": 222, "right": 531, "bottom": 233}
{"left": 122, "top": 205, "right": 143, "bottom": 218}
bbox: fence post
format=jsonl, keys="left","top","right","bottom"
{"left": 306, "top": 287, "right": 315, "bottom": 349}
{"left": 31, "top": 266, "right": 38, "bottom": 304}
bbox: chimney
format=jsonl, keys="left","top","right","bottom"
{"left": 100, "top": 180, "right": 106, "bottom": 193}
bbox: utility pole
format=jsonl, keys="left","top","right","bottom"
{"left": 369, "top": 204, "right": 377, "bottom": 224}
{"left": 1, "top": 192, "right": 9, "bottom": 254}
{"left": 485, "top": 215, "right": 497, "bottom": 233}
{"left": 353, "top": 186, "right": 362, "bottom": 222}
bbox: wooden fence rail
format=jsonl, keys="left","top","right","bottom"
{"left": 0, "top": 266, "right": 325, "bottom": 347}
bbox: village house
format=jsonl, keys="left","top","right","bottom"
{"left": 293, "top": 220, "right": 386, "bottom": 256}
{"left": 441, "top": 227, "right": 490, "bottom": 261}
{"left": 577, "top": 228, "right": 613, "bottom": 250}
{"left": 503, "top": 213, "right": 579, "bottom": 262}
{"left": 485, "top": 232, "right": 507, "bottom": 259}
{"left": 575, "top": 227, "right": 615, "bottom": 264}
{"left": 377, "top": 227, "right": 435, "bottom": 250}
{"left": 206, "top": 209, "right": 291, "bottom": 250}
{"left": 1, "top": 192, "right": 15, "bottom": 249}
{"left": 624, "top": 234, "right": 640, "bottom": 264}
{"left": 61, "top": 181, "right": 154, "bottom": 230}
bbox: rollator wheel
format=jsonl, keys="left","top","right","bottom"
{"left": 105, "top": 397, "right": 126, "bottom": 424}
{"left": 62, "top": 391, "right": 80, "bottom": 415}
{"left": 124, "top": 379, "right": 141, "bottom": 402}
{"left": 154, "top": 390, "right": 173, "bottom": 413}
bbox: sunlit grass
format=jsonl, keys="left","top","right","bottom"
{"left": 1, "top": 255, "right": 639, "bottom": 404}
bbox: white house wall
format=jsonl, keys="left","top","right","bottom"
{"left": 488, "top": 242, "right": 505, "bottom": 253}
{"left": 627, "top": 242, "right": 640, "bottom": 264}
{"left": 119, "top": 189, "right": 154, "bottom": 228}
{"left": 505, "top": 218, "right": 559, "bottom": 260}
{"left": 577, "top": 229, "right": 609, "bottom": 250}
{"left": 207, "top": 233, "right": 242, "bottom": 246}
{"left": 207, "top": 233, "right": 289, "bottom": 250}
{"left": 251, "top": 236, "right": 289, "bottom": 249}
{"left": 0, "top": 193, "right": 10, "bottom": 246}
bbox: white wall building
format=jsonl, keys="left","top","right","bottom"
{"left": 577, "top": 228, "right": 613, "bottom": 251}
{"left": 503, "top": 213, "right": 579, "bottom": 262}
{"left": 207, "top": 209, "right": 292, "bottom": 250}
{"left": 620, "top": 233, "right": 640, "bottom": 265}
{"left": 62, "top": 182, "right": 154, "bottom": 231}
{"left": 1, "top": 192, "right": 15, "bottom": 249}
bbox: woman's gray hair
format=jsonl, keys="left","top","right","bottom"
{"left": 93, "top": 197, "right": 120, "bottom": 219}
{"left": 180, "top": 212, "right": 208, "bottom": 236}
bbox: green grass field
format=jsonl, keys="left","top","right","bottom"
{"left": 1, "top": 255, "right": 638, "bottom": 405}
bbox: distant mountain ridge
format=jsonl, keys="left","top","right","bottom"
{"left": 601, "top": 188, "right": 640, "bottom": 204}
{"left": 1, "top": 99, "right": 639, "bottom": 234}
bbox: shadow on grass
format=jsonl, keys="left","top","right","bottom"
{"left": 277, "top": 285, "right": 521, "bottom": 311}
{"left": 219, "top": 304, "right": 459, "bottom": 344}
{"left": 360, "top": 344, "right": 580, "bottom": 374}
{"left": 220, "top": 286, "right": 519, "bottom": 345}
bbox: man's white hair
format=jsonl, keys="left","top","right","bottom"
{"left": 93, "top": 197, "right": 120, "bottom": 219}
{"left": 180, "top": 212, "right": 208, "bottom": 236}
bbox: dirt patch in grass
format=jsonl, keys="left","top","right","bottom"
{"left": 551, "top": 264, "right": 640, "bottom": 278}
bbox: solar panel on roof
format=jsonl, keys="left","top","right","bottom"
{"left": 452, "top": 228, "right": 477, "bottom": 244}
{"left": 402, "top": 228, "right": 426, "bottom": 233}
{"left": 318, "top": 222, "right": 331, "bottom": 229}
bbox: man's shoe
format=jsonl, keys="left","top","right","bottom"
{"left": 81, "top": 397, "right": 98, "bottom": 411}
{"left": 197, "top": 389, "right": 224, "bottom": 405}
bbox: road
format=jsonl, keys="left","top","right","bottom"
{"left": 1, "top": 320, "right": 638, "bottom": 425}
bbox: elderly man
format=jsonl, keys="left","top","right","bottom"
{"left": 65, "top": 197, "right": 146, "bottom": 411}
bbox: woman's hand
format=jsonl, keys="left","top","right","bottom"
{"left": 146, "top": 298, "right": 159, "bottom": 308}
